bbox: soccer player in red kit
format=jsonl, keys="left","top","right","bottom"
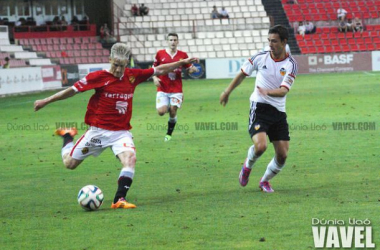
{"left": 152, "top": 33, "right": 198, "bottom": 141}
{"left": 34, "top": 43, "right": 198, "bottom": 209}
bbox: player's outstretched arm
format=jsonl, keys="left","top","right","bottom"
{"left": 220, "top": 71, "right": 246, "bottom": 107}
{"left": 154, "top": 57, "right": 199, "bottom": 76}
{"left": 34, "top": 87, "right": 76, "bottom": 111}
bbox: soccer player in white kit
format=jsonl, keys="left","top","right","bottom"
{"left": 220, "top": 25, "right": 298, "bottom": 192}
{"left": 34, "top": 43, "right": 198, "bottom": 208}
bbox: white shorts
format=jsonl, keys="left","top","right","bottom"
{"left": 70, "top": 126, "right": 135, "bottom": 160}
{"left": 156, "top": 91, "right": 183, "bottom": 109}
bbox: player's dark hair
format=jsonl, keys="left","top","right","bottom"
{"left": 167, "top": 33, "right": 178, "bottom": 39}
{"left": 268, "top": 25, "right": 289, "bottom": 42}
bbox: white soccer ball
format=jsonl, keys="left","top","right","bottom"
{"left": 77, "top": 185, "right": 104, "bottom": 211}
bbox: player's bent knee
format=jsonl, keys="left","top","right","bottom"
{"left": 118, "top": 151, "right": 137, "bottom": 168}
{"left": 157, "top": 110, "right": 166, "bottom": 116}
{"left": 255, "top": 142, "right": 267, "bottom": 156}
{"left": 276, "top": 153, "right": 287, "bottom": 165}
{"left": 126, "top": 153, "right": 136, "bottom": 166}
{"left": 63, "top": 158, "right": 81, "bottom": 170}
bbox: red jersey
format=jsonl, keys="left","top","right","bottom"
{"left": 72, "top": 68, "right": 154, "bottom": 131}
{"left": 153, "top": 49, "right": 191, "bottom": 93}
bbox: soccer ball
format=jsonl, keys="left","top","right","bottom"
{"left": 77, "top": 185, "right": 104, "bottom": 211}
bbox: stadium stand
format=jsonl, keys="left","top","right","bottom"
{"left": 282, "top": 0, "right": 380, "bottom": 54}
{"left": 118, "top": 0, "right": 271, "bottom": 61}
{"left": 17, "top": 37, "right": 109, "bottom": 65}
{"left": 0, "top": 26, "right": 37, "bottom": 67}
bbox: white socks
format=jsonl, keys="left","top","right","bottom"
{"left": 245, "top": 145, "right": 260, "bottom": 169}
{"left": 168, "top": 116, "right": 177, "bottom": 123}
{"left": 261, "top": 157, "right": 284, "bottom": 182}
{"left": 61, "top": 142, "right": 73, "bottom": 158}
{"left": 119, "top": 167, "right": 135, "bottom": 179}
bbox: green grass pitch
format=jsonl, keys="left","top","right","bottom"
{"left": 0, "top": 72, "right": 379, "bottom": 249}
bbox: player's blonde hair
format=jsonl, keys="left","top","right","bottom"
{"left": 110, "top": 43, "right": 131, "bottom": 61}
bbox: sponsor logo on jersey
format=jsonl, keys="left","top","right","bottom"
{"left": 115, "top": 101, "right": 128, "bottom": 114}
{"left": 90, "top": 138, "right": 101, "bottom": 144}
{"left": 280, "top": 68, "right": 286, "bottom": 76}
{"left": 81, "top": 147, "right": 89, "bottom": 154}
{"left": 262, "top": 65, "right": 267, "bottom": 69}
{"left": 129, "top": 76, "right": 135, "bottom": 84}
{"left": 104, "top": 80, "right": 110, "bottom": 86}
{"left": 104, "top": 92, "right": 133, "bottom": 100}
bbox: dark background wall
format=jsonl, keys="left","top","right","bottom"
{"left": 83, "top": 0, "right": 112, "bottom": 35}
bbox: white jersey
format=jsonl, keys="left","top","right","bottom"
{"left": 241, "top": 51, "right": 298, "bottom": 112}
{"left": 263, "top": 44, "right": 291, "bottom": 55}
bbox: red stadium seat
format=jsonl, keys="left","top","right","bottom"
{"left": 370, "top": 12, "right": 378, "bottom": 19}
{"left": 60, "top": 38, "right": 67, "bottom": 44}
{"left": 358, "top": 44, "right": 367, "bottom": 51}
{"left": 356, "top": 38, "right": 364, "bottom": 45}
{"left": 82, "top": 37, "right": 90, "bottom": 43}
{"left": 308, "top": 47, "right": 317, "bottom": 54}
{"left": 337, "top": 33, "right": 346, "bottom": 39}
{"left": 367, "top": 44, "right": 375, "bottom": 51}
{"left": 298, "top": 40, "right": 307, "bottom": 47}
{"left": 320, "top": 33, "right": 329, "bottom": 40}
{"left": 322, "top": 40, "right": 330, "bottom": 46}
{"left": 96, "top": 50, "right": 103, "bottom": 56}
{"left": 296, "top": 34, "right": 304, "bottom": 40}
{"left": 82, "top": 57, "right": 89, "bottom": 64}
{"left": 300, "top": 47, "right": 309, "bottom": 54}
{"left": 350, "top": 44, "right": 358, "bottom": 51}
{"left": 364, "top": 37, "right": 372, "bottom": 44}
{"left": 325, "top": 46, "right": 334, "bottom": 53}
{"left": 89, "top": 37, "right": 96, "bottom": 43}
{"left": 331, "top": 39, "right": 339, "bottom": 46}
{"left": 341, "top": 45, "right": 350, "bottom": 52}
{"left": 332, "top": 45, "right": 341, "bottom": 52}
{"left": 329, "top": 33, "right": 338, "bottom": 40}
